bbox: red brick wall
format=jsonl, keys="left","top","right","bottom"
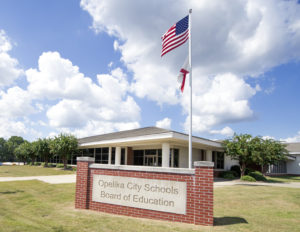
{"left": 75, "top": 160, "right": 214, "bottom": 226}
{"left": 195, "top": 166, "right": 214, "bottom": 225}
{"left": 75, "top": 159, "right": 93, "bottom": 209}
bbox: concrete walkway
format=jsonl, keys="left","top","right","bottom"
{"left": 214, "top": 179, "right": 300, "bottom": 188}
{"left": 0, "top": 174, "right": 76, "bottom": 184}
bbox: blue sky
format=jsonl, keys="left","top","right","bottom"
{"left": 0, "top": 0, "right": 300, "bottom": 142}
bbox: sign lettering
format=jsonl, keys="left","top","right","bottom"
{"left": 92, "top": 175, "right": 187, "bottom": 214}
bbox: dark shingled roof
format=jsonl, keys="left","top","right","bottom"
{"left": 78, "top": 127, "right": 171, "bottom": 144}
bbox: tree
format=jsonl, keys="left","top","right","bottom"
{"left": 35, "top": 138, "right": 52, "bottom": 167}
{"left": 223, "top": 134, "right": 255, "bottom": 176}
{"left": 7, "top": 136, "right": 25, "bottom": 162}
{"left": 14, "top": 141, "right": 35, "bottom": 165}
{"left": 224, "top": 134, "right": 289, "bottom": 177}
{"left": 252, "top": 138, "right": 288, "bottom": 174}
{"left": 50, "top": 134, "right": 78, "bottom": 169}
{"left": 0, "top": 138, "right": 9, "bottom": 162}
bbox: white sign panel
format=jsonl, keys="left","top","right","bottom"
{"left": 92, "top": 174, "right": 187, "bottom": 214}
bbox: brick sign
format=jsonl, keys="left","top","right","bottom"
{"left": 92, "top": 175, "right": 187, "bottom": 214}
{"left": 75, "top": 158, "right": 214, "bottom": 226}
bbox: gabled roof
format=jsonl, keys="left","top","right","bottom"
{"left": 78, "top": 127, "right": 170, "bottom": 144}
{"left": 285, "top": 143, "right": 300, "bottom": 154}
{"left": 78, "top": 126, "right": 222, "bottom": 148}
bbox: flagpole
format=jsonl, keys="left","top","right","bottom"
{"left": 188, "top": 9, "right": 192, "bottom": 169}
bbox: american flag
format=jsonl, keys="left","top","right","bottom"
{"left": 161, "top": 15, "right": 189, "bottom": 57}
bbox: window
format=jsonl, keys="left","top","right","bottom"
{"left": 111, "top": 148, "right": 115, "bottom": 164}
{"left": 158, "top": 149, "right": 162, "bottom": 166}
{"left": 173, "top": 149, "right": 179, "bottom": 167}
{"left": 94, "top": 148, "right": 109, "bottom": 164}
{"left": 80, "top": 148, "right": 94, "bottom": 157}
{"left": 133, "top": 150, "right": 144, "bottom": 165}
{"left": 133, "top": 149, "right": 162, "bottom": 166}
{"left": 121, "top": 148, "right": 125, "bottom": 165}
{"left": 212, "top": 151, "right": 224, "bottom": 169}
{"left": 200, "top": 149, "right": 206, "bottom": 161}
{"left": 169, "top": 149, "right": 179, "bottom": 167}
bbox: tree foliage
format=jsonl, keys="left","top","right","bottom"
{"left": 6, "top": 136, "right": 25, "bottom": 161}
{"left": 223, "top": 134, "right": 255, "bottom": 176}
{"left": 50, "top": 134, "right": 78, "bottom": 169}
{"left": 0, "top": 138, "right": 9, "bottom": 162}
{"left": 14, "top": 141, "right": 35, "bottom": 164}
{"left": 252, "top": 138, "right": 288, "bottom": 173}
{"left": 223, "top": 134, "right": 287, "bottom": 176}
{"left": 35, "top": 138, "right": 52, "bottom": 167}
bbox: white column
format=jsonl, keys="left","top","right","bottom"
{"left": 206, "top": 150, "right": 213, "bottom": 161}
{"left": 162, "top": 143, "right": 170, "bottom": 167}
{"left": 125, "top": 147, "right": 128, "bottom": 165}
{"left": 115, "top": 147, "right": 121, "bottom": 165}
{"left": 108, "top": 147, "right": 112, "bottom": 164}
{"left": 171, "top": 149, "right": 174, "bottom": 167}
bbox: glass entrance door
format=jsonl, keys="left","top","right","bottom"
{"left": 144, "top": 155, "right": 157, "bottom": 166}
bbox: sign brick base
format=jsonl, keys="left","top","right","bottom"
{"left": 75, "top": 157, "right": 214, "bottom": 226}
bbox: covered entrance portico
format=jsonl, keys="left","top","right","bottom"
{"left": 78, "top": 127, "right": 225, "bottom": 169}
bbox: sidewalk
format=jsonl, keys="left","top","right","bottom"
{"left": 214, "top": 179, "right": 300, "bottom": 188}
{"left": 0, "top": 174, "right": 76, "bottom": 184}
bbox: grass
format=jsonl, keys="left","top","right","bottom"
{"left": 0, "top": 181, "right": 299, "bottom": 232}
{"left": 266, "top": 175, "right": 300, "bottom": 183}
{"left": 0, "top": 165, "right": 75, "bottom": 177}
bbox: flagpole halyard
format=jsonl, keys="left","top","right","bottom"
{"left": 188, "top": 9, "right": 192, "bottom": 169}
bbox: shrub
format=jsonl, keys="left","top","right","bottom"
{"left": 249, "top": 171, "right": 267, "bottom": 181}
{"left": 223, "top": 173, "right": 236, "bottom": 179}
{"left": 219, "top": 170, "right": 238, "bottom": 179}
{"left": 72, "top": 167, "right": 77, "bottom": 171}
{"left": 41, "top": 162, "right": 51, "bottom": 167}
{"left": 56, "top": 163, "right": 64, "bottom": 168}
{"left": 241, "top": 175, "right": 256, "bottom": 182}
{"left": 245, "top": 168, "right": 255, "bottom": 175}
{"left": 34, "top": 162, "right": 41, "bottom": 166}
{"left": 230, "top": 165, "right": 241, "bottom": 177}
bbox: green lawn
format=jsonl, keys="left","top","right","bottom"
{"left": 0, "top": 165, "right": 75, "bottom": 177}
{"left": 266, "top": 175, "right": 300, "bottom": 183}
{"left": 0, "top": 181, "right": 299, "bottom": 232}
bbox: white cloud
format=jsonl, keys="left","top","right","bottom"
{"left": 280, "top": 131, "right": 300, "bottom": 143}
{"left": 0, "top": 30, "right": 23, "bottom": 88}
{"left": 26, "top": 51, "right": 140, "bottom": 137}
{"left": 0, "top": 85, "right": 40, "bottom": 140}
{"left": 81, "top": 0, "right": 300, "bottom": 134}
{"left": 0, "top": 86, "right": 34, "bottom": 118}
{"left": 26, "top": 51, "right": 91, "bottom": 100}
{"left": 0, "top": 118, "right": 27, "bottom": 139}
{"left": 183, "top": 73, "right": 258, "bottom": 133}
{"left": 113, "top": 40, "right": 119, "bottom": 51}
{"left": 156, "top": 117, "right": 172, "bottom": 130}
{"left": 58, "top": 120, "right": 140, "bottom": 138}
{"left": 262, "top": 135, "right": 276, "bottom": 140}
{"left": 0, "top": 117, "right": 42, "bottom": 140}
{"left": 210, "top": 126, "right": 234, "bottom": 137}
